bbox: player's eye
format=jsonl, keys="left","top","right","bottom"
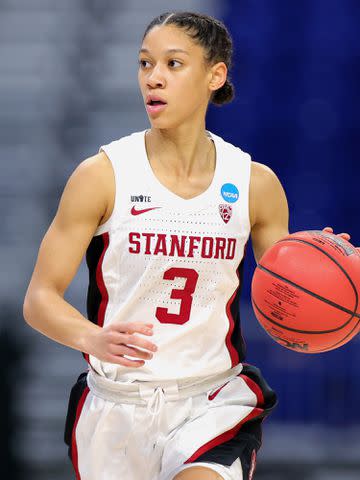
{"left": 138, "top": 59, "right": 151, "bottom": 69}
{"left": 168, "top": 59, "right": 182, "bottom": 68}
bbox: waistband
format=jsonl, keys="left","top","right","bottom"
{"left": 87, "top": 363, "right": 243, "bottom": 405}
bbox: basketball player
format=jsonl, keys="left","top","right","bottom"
{"left": 23, "top": 11, "right": 353, "bottom": 480}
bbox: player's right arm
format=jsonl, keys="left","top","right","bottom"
{"left": 23, "top": 152, "right": 157, "bottom": 367}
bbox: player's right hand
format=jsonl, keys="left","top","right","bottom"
{"left": 85, "top": 321, "right": 158, "bottom": 368}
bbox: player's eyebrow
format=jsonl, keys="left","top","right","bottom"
{"left": 139, "top": 48, "right": 190, "bottom": 56}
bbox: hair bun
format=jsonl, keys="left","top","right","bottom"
{"left": 212, "top": 80, "right": 235, "bottom": 106}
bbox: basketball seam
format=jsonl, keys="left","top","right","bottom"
{"left": 260, "top": 237, "right": 359, "bottom": 321}
{"left": 252, "top": 298, "right": 360, "bottom": 352}
{"left": 257, "top": 264, "right": 360, "bottom": 324}
{"left": 252, "top": 297, "right": 352, "bottom": 334}
{"left": 276, "top": 238, "right": 358, "bottom": 314}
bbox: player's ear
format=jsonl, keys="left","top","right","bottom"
{"left": 208, "top": 62, "right": 227, "bottom": 93}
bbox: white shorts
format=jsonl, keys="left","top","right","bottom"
{"left": 64, "top": 363, "right": 276, "bottom": 480}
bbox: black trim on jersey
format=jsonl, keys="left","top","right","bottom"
{"left": 64, "top": 372, "right": 88, "bottom": 461}
{"left": 241, "top": 363, "right": 278, "bottom": 414}
{"left": 85, "top": 235, "right": 106, "bottom": 326}
{"left": 229, "top": 255, "right": 247, "bottom": 362}
{"left": 194, "top": 419, "right": 262, "bottom": 472}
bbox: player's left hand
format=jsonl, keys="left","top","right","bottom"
{"left": 322, "top": 226, "right": 351, "bottom": 242}
{"left": 322, "top": 226, "right": 360, "bottom": 253}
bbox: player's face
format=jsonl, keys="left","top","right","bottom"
{"left": 138, "top": 25, "right": 213, "bottom": 129}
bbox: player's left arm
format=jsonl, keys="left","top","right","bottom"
{"left": 249, "top": 162, "right": 289, "bottom": 265}
{"left": 249, "top": 162, "right": 358, "bottom": 264}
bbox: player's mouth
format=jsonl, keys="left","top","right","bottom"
{"left": 146, "top": 95, "right": 168, "bottom": 115}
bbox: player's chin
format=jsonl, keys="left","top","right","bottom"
{"left": 148, "top": 115, "right": 181, "bottom": 130}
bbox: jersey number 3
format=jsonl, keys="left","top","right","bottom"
{"left": 155, "top": 267, "right": 199, "bottom": 325}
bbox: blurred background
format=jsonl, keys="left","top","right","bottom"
{"left": 1, "top": 0, "right": 359, "bottom": 479}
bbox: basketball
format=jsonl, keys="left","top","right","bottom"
{"left": 251, "top": 230, "right": 360, "bottom": 353}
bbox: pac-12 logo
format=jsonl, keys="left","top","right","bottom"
{"left": 221, "top": 183, "right": 239, "bottom": 203}
{"left": 219, "top": 204, "right": 232, "bottom": 224}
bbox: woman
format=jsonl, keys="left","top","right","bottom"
{"left": 23, "top": 11, "right": 352, "bottom": 480}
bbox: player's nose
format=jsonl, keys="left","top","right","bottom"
{"left": 147, "top": 65, "right": 166, "bottom": 88}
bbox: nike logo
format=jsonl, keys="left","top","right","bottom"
{"left": 131, "top": 206, "right": 161, "bottom": 215}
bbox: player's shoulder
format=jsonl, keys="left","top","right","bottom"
{"left": 249, "top": 162, "right": 287, "bottom": 228}
{"left": 73, "top": 150, "right": 112, "bottom": 185}
{"left": 63, "top": 151, "right": 113, "bottom": 216}
{"left": 250, "top": 161, "right": 281, "bottom": 192}
{"left": 76, "top": 129, "right": 141, "bottom": 174}
{"left": 75, "top": 129, "right": 144, "bottom": 182}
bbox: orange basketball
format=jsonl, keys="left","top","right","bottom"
{"left": 251, "top": 230, "right": 360, "bottom": 353}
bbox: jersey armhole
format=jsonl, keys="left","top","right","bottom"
{"left": 232, "top": 143, "right": 252, "bottom": 237}
{"left": 93, "top": 146, "right": 117, "bottom": 236}
{"left": 245, "top": 153, "right": 252, "bottom": 235}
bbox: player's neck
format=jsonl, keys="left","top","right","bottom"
{"left": 145, "top": 122, "right": 214, "bottom": 179}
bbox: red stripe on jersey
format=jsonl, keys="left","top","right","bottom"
{"left": 224, "top": 264, "right": 241, "bottom": 366}
{"left": 71, "top": 386, "right": 90, "bottom": 479}
{"left": 96, "top": 232, "right": 110, "bottom": 328}
{"left": 239, "top": 374, "right": 265, "bottom": 407}
{"left": 184, "top": 407, "right": 262, "bottom": 463}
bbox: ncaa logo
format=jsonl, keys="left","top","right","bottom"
{"left": 221, "top": 183, "right": 239, "bottom": 203}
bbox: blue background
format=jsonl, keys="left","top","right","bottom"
{"left": 2, "top": 0, "right": 359, "bottom": 477}
{"left": 208, "top": 0, "right": 360, "bottom": 426}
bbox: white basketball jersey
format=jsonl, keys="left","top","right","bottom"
{"left": 84, "top": 129, "right": 252, "bottom": 382}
